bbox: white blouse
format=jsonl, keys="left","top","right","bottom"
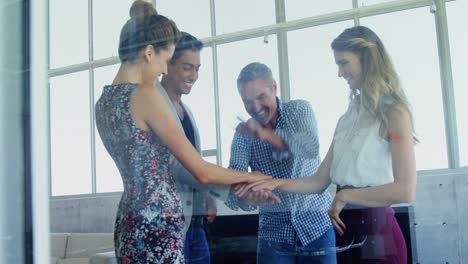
{"left": 330, "top": 98, "right": 393, "bottom": 188}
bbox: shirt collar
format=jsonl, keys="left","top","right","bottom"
{"left": 276, "top": 96, "right": 284, "bottom": 127}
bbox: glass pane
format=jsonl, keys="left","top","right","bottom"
{"left": 203, "top": 155, "right": 217, "bottom": 164}
{"left": 359, "top": 0, "right": 392, "bottom": 6}
{"left": 361, "top": 7, "right": 448, "bottom": 170}
{"left": 50, "top": 71, "right": 92, "bottom": 195}
{"left": 183, "top": 47, "right": 217, "bottom": 150}
{"left": 156, "top": 0, "right": 211, "bottom": 39}
{"left": 217, "top": 36, "right": 279, "bottom": 167}
{"left": 447, "top": 0, "right": 468, "bottom": 167}
{"left": 286, "top": 0, "right": 351, "bottom": 21}
{"left": 94, "top": 64, "right": 123, "bottom": 193}
{"left": 49, "top": 0, "right": 88, "bottom": 69}
{"left": 215, "top": 0, "right": 275, "bottom": 34}
{"left": 0, "top": 2, "right": 26, "bottom": 261}
{"left": 93, "top": 0, "right": 133, "bottom": 60}
{"left": 93, "top": 64, "right": 120, "bottom": 101}
{"left": 288, "top": 21, "right": 354, "bottom": 158}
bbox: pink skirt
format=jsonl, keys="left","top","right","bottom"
{"left": 335, "top": 206, "right": 407, "bottom": 263}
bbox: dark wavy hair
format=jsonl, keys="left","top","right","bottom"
{"left": 169, "top": 32, "right": 204, "bottom": 64}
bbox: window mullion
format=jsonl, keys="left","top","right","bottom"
{"left": 433, "top": 0, "right": 459, "bottom": 169}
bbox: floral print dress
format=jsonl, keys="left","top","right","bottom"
{"left": 95, "top": 83, "right": 185, "bottom": 263}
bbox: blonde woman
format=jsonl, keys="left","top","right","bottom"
{"left": 236, "top": 26, "right": 417, "bottom": 263}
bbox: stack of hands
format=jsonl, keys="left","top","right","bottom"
{"left": 234, "top": 117, "right": 348, "bottom": 236}
{"left": 232, "top": 178, "right": 348, "bottom": 236}
{"left": 232, "top": 179, "right": 282, "bottom": 206}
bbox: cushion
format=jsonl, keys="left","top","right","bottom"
{"left": 65, "top": 233, "right": 114, "bottom": 258}
{"left": 50, "top": 233, "right": 70, "bottom": 258}
{"left": 56, "top": 258, "right": 90, "bottom": 264}
{"left": 90, "top": 251, "right": 117, "bottom": 264}
{"left": 50, "top": 256, "right": 59, "bottom": 264}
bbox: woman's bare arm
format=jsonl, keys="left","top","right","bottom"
{"left": 130, "top": 84, "right": 270, "bottom": 185}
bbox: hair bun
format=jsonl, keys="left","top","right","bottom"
{"left": 129, "top": 0, "right": 157, "bottom": 19}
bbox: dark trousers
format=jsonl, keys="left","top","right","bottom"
{"left": 257, "top": 227, "right": 337, "bottom": 264}
{"left": 184, "top": 227, "right": 211, "bottom": 264}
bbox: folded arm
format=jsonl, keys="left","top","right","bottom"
{"left": 236, "top": 100, "right": 320, "bottom": 160}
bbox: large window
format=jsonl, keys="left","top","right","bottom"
{"left": 217, "top": 36, "right": 279, "bottom": 167}
{"left": 361, "top": 7, "right": 448, "bottom": 170}
{"left": 157, "top": 0, "right": 212, "bottom": 39}
{"left": 215, "top": 0, "right": 275, "bottom": 34}
{"left": 286, "top": 0, "right": 351, "bottom": 21}
{"left": 93, "top": 0, "right": 134, "bottom": 60}
{"left": 288, "top": 21, "right": 353, "bottom": 157}
{"left": 49, "top": 0, "right": 88, "bottom": 68}
{"left": 49, "top": 0, "right": 466, "bottom": 197}
{"left": 50, "top": 71, "right": 92, "bottom": 196}
{"left": 447, "top": 0, "right": 468, "bottom": 167}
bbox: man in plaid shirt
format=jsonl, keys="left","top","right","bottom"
{"left": 226, "top": 62, "right": 337, "bottom": 263}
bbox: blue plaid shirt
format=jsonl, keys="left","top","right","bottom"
{"left": 225, "top": 98, "right": 332, "bottom": 246}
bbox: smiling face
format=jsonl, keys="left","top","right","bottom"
{"left": 238, "top": 78, "right": 278, "bottom": 128}
{"left": 334, "top": 50, "right": 363, "bottom": 90}
{"left": 165, "top": 49, "right": 201, "bottom": 96}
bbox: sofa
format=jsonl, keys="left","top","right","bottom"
{"left": 50, "top": 233, "right": 116, "bottom": 264}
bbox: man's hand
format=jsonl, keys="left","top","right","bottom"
{"left": 204, "top": 196, "right": 217, "bottom": 223}
{"left": 236, "top": 118, "right": 287, "bottom": 150}
{"left": 236, "top": 118, "right": 265, "bottom": 140}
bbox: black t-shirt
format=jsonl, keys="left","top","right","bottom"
{"left": 180, "top": 106, "right": 196, "bottom": 148}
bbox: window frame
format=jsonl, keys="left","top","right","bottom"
{"left": 48, "top": 0, "right": 462, "bottom": 197}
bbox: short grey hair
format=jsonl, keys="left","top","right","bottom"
{"left": 237, "top": 62, "right": 275, "bottom": 89}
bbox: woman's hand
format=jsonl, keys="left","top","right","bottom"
{"left": 233, "top": 186, "right": 282, "bottom": 205}
{"left": 234, "top": 178, "right": 284, "bottom": 197}
{"left": 240, "top": 170, "right": 272, "bottom": 184}
{"left": 328, "top": 190, "right": 348, "bottom": 236}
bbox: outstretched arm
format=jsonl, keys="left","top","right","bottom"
{"left": 172, "top": 161, "right": 230, "bottom": 200}
{"left": 132, "top": 84, "right": 271, "bottom": 185}
{"left": 235, "top": 141, "right": 335, "bottom": 197}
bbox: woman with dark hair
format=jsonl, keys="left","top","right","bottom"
{"left": 95, "top": 1, "right": 270, "bottom": 263}
{"left": 237, "top": 26, "right": 417, "bottom": 263}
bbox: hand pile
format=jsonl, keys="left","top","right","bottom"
{"left": 233, "top": 173, "right": 282, "bottom": 206}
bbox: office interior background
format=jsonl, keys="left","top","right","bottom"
{"left": 1, "top": 0, "right": 467, "bottom": 263}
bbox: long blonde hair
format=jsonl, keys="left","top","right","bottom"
{"left": 331, "top": 26, "right": 417, "bottom": 141}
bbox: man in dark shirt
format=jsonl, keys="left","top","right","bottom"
{"left": 158, "top": 32, "right": 228, "bottom": 264}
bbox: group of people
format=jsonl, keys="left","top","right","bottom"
{"left": 95, "top": 1, "right": 417, "bottom": 263}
